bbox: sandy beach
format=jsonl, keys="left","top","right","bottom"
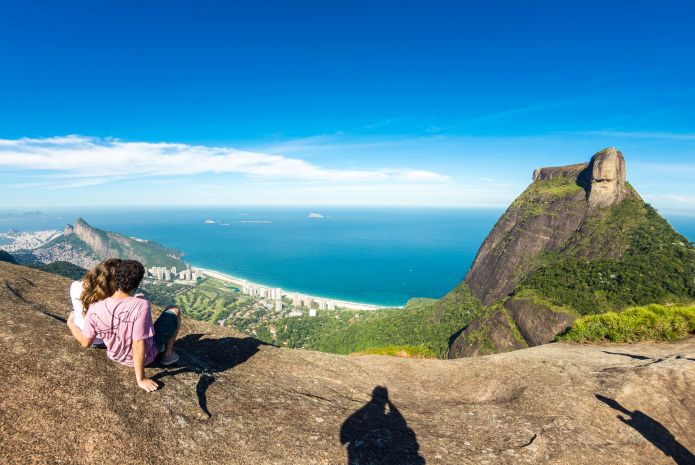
{"left": 192, "top": 267, "right": 395, "bottom": 310}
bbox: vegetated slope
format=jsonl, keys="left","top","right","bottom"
{"left": 266, "top": 283, "right": 484, "bottom": 358}
{"left": 1, "top": 260, "right": 694, "bottom": 465}
{"left": 449, "top": 148, "right": 695, "bottom": 358}
{"left": 517, "top": 200, "right": 695, "bottom": 314}
{"left": 33, "top": 217, "right": 186, "bottom": 269}
{"left": 0, "top": 249, "right": 87, "bottom": 280}
{"left": 0, "top": 250, "right": 17, "bottom": 264}
{"left": 33, "top": 261, "right": 87, "bottom": 280}
{"left": 559, "top": 304, "right": 695, "bottom": 343}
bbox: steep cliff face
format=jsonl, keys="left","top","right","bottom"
{"left": 450, "top": 148, "right": 695, "bottom": 358}
{"left": 37, "top": 218, "right": 186, "bottom": 269}
{"left": 465, "top": 148, "right": 630, "bottom": 307}
{"left": 73, "top": 217, "right": 111, "bottom": 257}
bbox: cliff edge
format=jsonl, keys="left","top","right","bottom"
{"left": 1, "top": 261, "right": 694, "bottom": 464}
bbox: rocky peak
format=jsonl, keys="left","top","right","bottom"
{"left": 72, "top": 217, "right": 111, "bottom": 257}
{"left": 63, "top": 224, "right": 74, "bottom": 236}
{"left": 587, "top": 147, "right": 627, "bottom": 208}
{"left": 465, "top": 148, "right": 633, "bottom": 306}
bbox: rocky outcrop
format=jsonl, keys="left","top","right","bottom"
{"left": 464, "top": 148, "right": 631, "bottom": 307}
{"left": 532, "top": 162, "right": 588, "bottom": 182}
{"left": 447, "top": 308, "right": 527, "bottom": 358}
{"left": 503, "top": 297, "right": 576, "bottom": 346}
{"left": 587, "top": 147, "right": 627, "bottom": 208}
{"left": 63, "top": 224, "right": 74, "bottom": 236}
{"left": 2, "top": 261, "right": 694, "bottom": 465}
{"left": 73, "top": 217, "right": 111, "bottom": 257}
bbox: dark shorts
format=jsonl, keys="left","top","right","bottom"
{"left": 153, "top": 309, "right": 179, "bottom": 353}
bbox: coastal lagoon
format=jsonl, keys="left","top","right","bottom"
{"left": 2, "top": 208, "right": 694, "bottom": 307}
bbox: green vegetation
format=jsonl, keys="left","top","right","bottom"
{"left": 175, "top": 278, "right": 240, "bottom": 323}
{"left": 559, "top": 304, "right": 695, "bottom": 343}
{"left": 267, "top": 283, "right": 485, "bottom": 358}
{"left": 139, "top": 282, "right": 183, "bottom": 308}
{"left": 351, "top": 345, "right": 437, "bottom": 358}
{"left": 524, "top": 175, "right": 584, "bottom": 198}
{"left": 511, "top": 288, "right": 578, "bottom": 317}
{"left": 110, "top": 232, "right": 186, "bottom": 269}
{"left": 0, "top": 252, "right": 87, "bottom": 280}
{"left": 157, "top": 277, "right": 284, "bottom": 339}
{"left": 42, "top": 233, "right": 99, "bottom": 259}
{"left": 34, "top": 261, "right": 87, "bottom": 280}
{"left": 518, "top": 201, "right": 695, "bottom": 314}
{"left": 0, "top": 250, "right": 17, "bottom": 264}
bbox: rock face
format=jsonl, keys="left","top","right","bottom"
{"left": 532, "top": 162, "right": 588, "bottom": 182}
{"left": 38, "top": 218, "right": 186, "bottom": 269}
{"left": 2, "top": 261, "right": 694, "bottom": 465}
{"left": 448, "top": 308, "right": 527, "bottom": 358}
{"left": 587, "top": 147, "right": 627, "bottom": 208}
{"left": 73, "top": 217, "right": 111, "bottom": 257}
{"left": 503, "top": 298, "right": 576, "bottom": 347}
{"left": 464, "top": 147, "right": 631, "bottom": 307}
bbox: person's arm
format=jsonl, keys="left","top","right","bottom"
{"left": 132, "top": 339, "right": 158, "bottom": 392}
{"left": 66, "top": 312, "right": 95, "bottom": 348}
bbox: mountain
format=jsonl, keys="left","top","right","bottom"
{"left": 32, "top": 217, "right": 186, "bottom": 269}
{"left": 448, "top": 148, "right": 695, "bottom": 357}
{"left": 2, "top": 260, "right": 693, "bottom": 465}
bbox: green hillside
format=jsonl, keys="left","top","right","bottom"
{"left": 36, "top": 219, "right": 186, "bottom": 269}
{"left": 34, "top": 261, "right": 87, "bottom": 280}
{"left": 0, "top": 250, "right": 17, "bottom": 264}
{"left": 559, "top": 303, "right": 695, "bottom": 343}
{"left": 516, "top": 200, "right": 695, "bottom": 315}
{"left": 267, "top": 283, "right": 484, "bottom": 358}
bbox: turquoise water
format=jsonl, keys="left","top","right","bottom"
{"left": 2, "top": 208, "right": 694, "bottom": 307}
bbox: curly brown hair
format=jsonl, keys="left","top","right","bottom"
{"left": 114, "top": 260, "right": 145, "bottom": 294}
{"left": 79, "top": 258, "right": 121, "bottom": 315}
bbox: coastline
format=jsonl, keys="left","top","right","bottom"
{"left": 192, "top": 266, "right": 400, "bottom": 311}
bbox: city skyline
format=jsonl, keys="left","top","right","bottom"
{"left": 1, "top": 1, "right": 694, "bottom": 213}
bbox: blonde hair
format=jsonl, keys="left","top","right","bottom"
{"left": 79, "top": 258, "right": 121, "bottom": 315}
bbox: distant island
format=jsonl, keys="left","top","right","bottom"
{"left": 307, "top": 212, "right": 325, "bottom": 219}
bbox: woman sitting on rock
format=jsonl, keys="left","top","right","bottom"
{"left": 69, "top": 258, "right": 122, "bottom": 348}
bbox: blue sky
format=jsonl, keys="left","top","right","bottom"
{"left": 1, "top": 0, "right": 694, "bottom": 212}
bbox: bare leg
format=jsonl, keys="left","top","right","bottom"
{"left": 163, "top": 306, "right": 180, "bottom": 357}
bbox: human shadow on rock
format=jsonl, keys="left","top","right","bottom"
{"left": 152, "top": 334, "right": 264, "bottom": 417}
{"left": 595, "top": 394, "right": 695, "bottom": 465}
{"left": 340, "top": 386, "right": 425, "bottom": 465}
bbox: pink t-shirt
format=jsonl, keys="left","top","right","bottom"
{"left": 82, "top": 296, "right": 158, "bottom": 367}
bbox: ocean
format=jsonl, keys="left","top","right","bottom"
{"left": 2, "top": 207, "right": 694, "bottom": 307}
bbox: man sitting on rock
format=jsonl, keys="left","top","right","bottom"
{"left": 67, "top": 259, "right": 181, "bottom": 392}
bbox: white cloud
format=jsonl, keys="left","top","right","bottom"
{"left": 0, "top": 135, "right": 449, "bottom": 183}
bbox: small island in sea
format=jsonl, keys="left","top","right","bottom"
{"left": 308, "top": 212, "right": 325, "bottom": 218}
